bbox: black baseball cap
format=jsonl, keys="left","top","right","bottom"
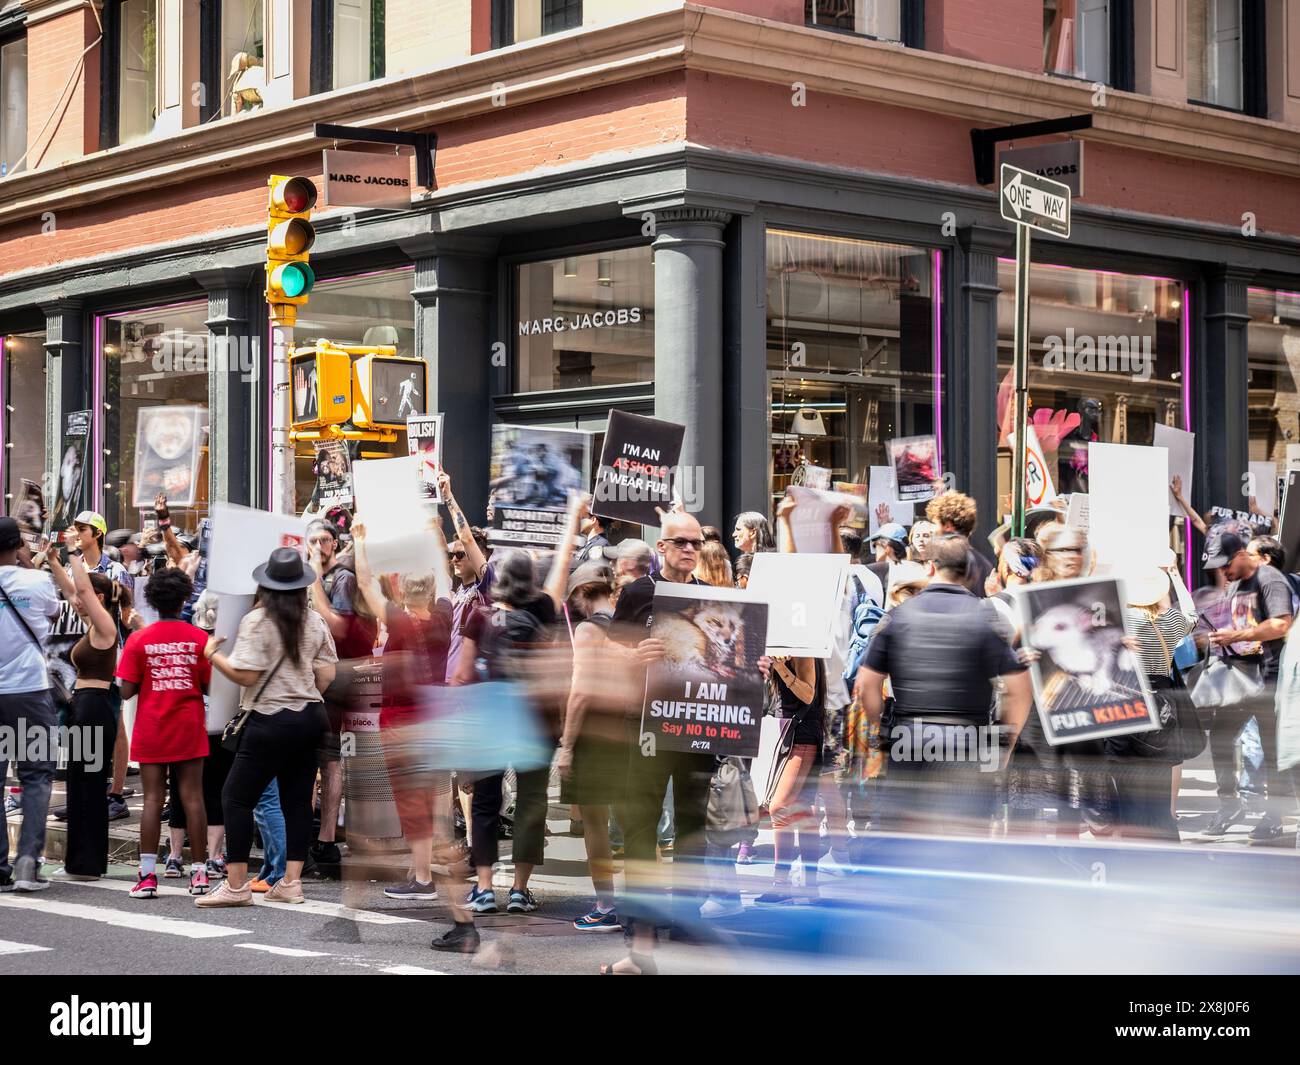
{"left": 0, "top": 516, "right": 21, "bottom": 552}
{"left": 1204, "top": 530, "right": 1248, "bottom": 570}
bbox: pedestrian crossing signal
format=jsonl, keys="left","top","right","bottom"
{"left": 353, "top": 355, "right": 427, "bottom": 430}
{"left": 289, "top": 346, "right": 351, "bottom": 428}
{"left": 266, "top": 175, "right": 318, "bottom": 326}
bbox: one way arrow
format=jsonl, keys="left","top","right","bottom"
{"left": 1002, "top": 170, "right": 1024, "bottom": 219}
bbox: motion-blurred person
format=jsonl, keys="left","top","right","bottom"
{"left": 733, "top": 552, "right": 754, "bottom": 590}
{"left": 572, "top": 509, "right": 613, "bottom": 568}
{"left": 1248, "top": 535, "right": 1300, "bottom": 604}
{"left": 732, "top": 512, "right": 775, "bottom": 555}
{"left": 885, "top": 560, "right": 929, "bottom": 610}
{"left": 908, "top": 520, "right": 938, "bottom": 563}
{"left": 613, "top": 538, "right": 654, "bottom": 599}
{"left": 198, "top": 548, "right": 337, "bottom": 907}
{"left": 987, "top": 538, "right": 1040, "bottom": 636}
{"left": 926, "top": 491, "right": 993, "bottom": 596}
{"left": 694, "top": 541, "right": 733, "bottom": 587}
{"left": 854, "top": 535, "right": 1031, "bottom": 836}
{"left": 438, "top": 470, "right": 495, "bottom": 683}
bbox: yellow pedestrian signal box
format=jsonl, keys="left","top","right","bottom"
{"left": 266, "top": 175, "right": 318, "bottom": 326}
{"left": 289, "top": 345, "right": 351, "bottom": 428}
{"left": 352, "top": 354, "right": 427, "bottom": 430}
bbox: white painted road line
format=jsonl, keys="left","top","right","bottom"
{"left": 0, "top": 939, "right": 52, "bottom": 955}
{"left": 0, "top": 897, "right": 248, "bottom": 939}
{"left": 382, "top": 964, "right": 448, "bottom": 975}
{"left": 235, "top": 943, "right": 331, "bottom": 958}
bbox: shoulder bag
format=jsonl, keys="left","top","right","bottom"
{"left": 220, "top": 653, "right": 286, "bottom": 754}
{"left": 0, "top": 576, "right": 72, "bottom": 707}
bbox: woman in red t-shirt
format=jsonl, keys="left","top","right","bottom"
{"left": 116, "top": 568, "right": 212, "bottom": 899}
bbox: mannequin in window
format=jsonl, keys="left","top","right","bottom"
{"left": 1059, "top": 397, "right": 1102, "bottom": 495}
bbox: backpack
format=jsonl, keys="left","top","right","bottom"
{"left": 481, "top": 605, "right": 547, "bottom": 681}
{"left": 842, "top": 578, "right": 885, "bottom": 685}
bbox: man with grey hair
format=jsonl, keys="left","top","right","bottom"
{"left": 613, "top": 538, "right": 654, "bottom": 593}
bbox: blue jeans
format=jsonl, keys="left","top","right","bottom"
{"left": 253, "top": 780, "right": 286, "bottom": 885}
{"left": 0, "top": 690, "right": 57, "bottom": 878}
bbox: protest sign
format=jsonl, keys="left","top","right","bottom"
{"left": 1152, "top": 424, "right": 1194, "bottom": 518}
{"left": 867, "top": 465, "right": 914, "bottom": 536}
{"left": 406, "top": 413, "right": 444, "bottom": 503}
{"left": 1281, "top": 471, "right": 1300, "bottom": 574}
{"left": 312, "top": 440, "right": 353, "bottom": 511}
{"left": 1088, "top": 442, "right": 1168, "bottom": 569}
{"left": 747, "top": 551, "right": 849, "bottom": 658}
{"left": 887, "top": 434, "right": 939, "bottom": 503}
{"left": 1009, "top": 425, "right": 1058, "bottom": 507}
{"left": 14, "top": 479, "right": 45, "bottom": 550}
{"left": 205, "top": 592, "right": 257, "bottom": 731}
{"left": 782, "top": 486, "right": 867, "bottom": 553}
{"left": 1013, "top": 576, "right": 1160, "bottom": 746}
{"left": 591, "top": 410, "right": 684, "bottom": 525}
{"left": 351, "top": 455, "right": 436, "bottom": 575}
{"left": 1288, "top": 444, "right": 1300, "bottom": 475}
{"left": 207, "top": 502, "right": 308, "bottom": 595}
{"left": 796, "top": 463, "right": 832, "bottom": 491}
{"left": 132, "top": 405, "right": 207, "bottom": 508}
{"left": 1249, "top": 460, "right": 1277, "bottom": 517}
{"left": 1066, "top": 493, "right": 1089, "bottom": 530}
{"left": 1206, "top": 505, "right": 1272, "bottom": 534}
{"left": 52, "top": 410, "right": 91, "bottom": 533}
{"left": 641, "top": 583, "right": 768, "bottom": 758}
{"left": 488, "top": 424, "right": 591, "bottom": 548}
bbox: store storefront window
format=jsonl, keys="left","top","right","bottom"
{"left": 994, "top": 261, "right": 1185, "bottom": 509}
{"left": 514, "top": 246, "right": 654, "bottom": 392}
{"left": 290, "top": 268, "right": 416, "bottom": 511}
{"left": 99, "top": 301, "right": 211, "bottom": 534}
{"left": 1246, "top": 287, "right": 1300, "bottom": 518}
{"left": 2, "top": 331, "right": 46, "bottom": 519}
{"left": 766, "top": 229, "right": 939, "bottom": 512}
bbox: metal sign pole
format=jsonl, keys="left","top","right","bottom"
{"left": 271, "top": 323, "right": 296, "bottom": 516}
{"left": 1011, "top": 222, "right": 1031, "bottom": 537}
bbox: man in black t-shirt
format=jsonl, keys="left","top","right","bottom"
{"left": 1203, "top": 531, "right": 1295, "bottom": 841}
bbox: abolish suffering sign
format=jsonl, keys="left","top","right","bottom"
{"left": 641, "top": 583, "right": 767, "bottom": 758}
{"left": 592, "top": 410, "right": 685, "bottom": 525}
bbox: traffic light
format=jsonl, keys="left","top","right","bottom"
{"left": 288, "top": 344, "right": 351, "bottom": 428}
{"left": 266, "top": 175, "right": 317, "bottom": 326}
{"left": 353, "top": 354, "right": 427, "bottom": 430}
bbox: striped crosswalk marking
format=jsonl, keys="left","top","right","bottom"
{"left": 0, "top": 939, "right": 51, "bottom": 955}
{"left": 0, "top": 897, "right": 247, "bottom": 939}
{"left": 382, "top": 964, "right": 448, "bottom": 975}
{"left": 235, "top": 943, "right": 331, "bottom": 958}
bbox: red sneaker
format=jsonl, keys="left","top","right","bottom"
{"left": 129, "top": 872, "right": 158, "bottom": 899}
{"left": 189, "top": 866, "right": 210, "bottom": 896}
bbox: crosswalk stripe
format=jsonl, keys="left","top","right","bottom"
{"left": 0, "top": 939, "right": 51, "bottom": 955}
{"left": 0, "top": 897, "right": 247, "bottom": 939}
{"left": 382, "top": 964, "right": 447, "bottom": 975}
{"left": 235, "top": 943, "right": 331, "bottom": 958}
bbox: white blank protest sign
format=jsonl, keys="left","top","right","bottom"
{"left": 1249, "top": 460, "right": 1277, "bottom": 517}
{"left": 208, "top": 502, "right": 308, "bottom": 595}
{"left": 1152, "top": 424, "right": 1194, "bottom": 518}
{"left": 352, "top": 456, "right": 436, "bottom": 575}
{"left": 867, "top": 466, "right": 913, "bottom": 536}
{"left": 206, "top": 592, "right": 256, "bottom": 732}
{"left": 748, "top": 552, "right": 849, "bottom": 658}
{"left": 1089, "top": 443, "right": 1168, "bottom": 571}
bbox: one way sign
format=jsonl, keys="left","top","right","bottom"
{"left": 999, "top": 163, "right": 1071, "bottom": 239}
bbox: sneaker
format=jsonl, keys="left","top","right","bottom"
{"left": 753, "top": 890, "right": 796, "bottom": 907}
{"left": 194, "top": 879, "right": 252, "bottom": 908}
{"left": 249, "top": 878, "right": 274, "bottom": 893}
{"left": 13, "top": 857, "right": 50, "bottom": 892}
{"left": 1202, "top": 807, "right": 1244, "bottom": 836}
{"left": 51, "top": 805, "right": 68, "bottom": 822}
{"left": 189, "top": 867, "right": 209, "bottom": 896}
{"left": 573, "top": 907, "right": 622, "bottom": 932}
{"left": 430, "top": 922, "right": 480, "bottom": 954}
{"left": 465, "top": 886, "right": 498, "bottom": 913}
{"left": 163, "top": 856, "right": 185, "bottom": 879}
{"left": 384, "top": 878, "right": 439, "bottom": 901}
{"left": 310, "top": 840, "right": 342, "bottom": 866}
{"left": 506, "top": 888, "right": 539, "bottom": 914}
{"left": 129, "top": 872, "right": 159, "bottom": 899}
{"left": 206, "top": 856, "right": 227, "bottom": 880}
{"left": 699, "top": 897, "right": 745, "bottom": 920}
{"left": 107, "top": 796, "right": 129, "bottom": 822}
{"left": 1248, "top": 815, "right": 1286, "bottom": 844}
{"left": 265, "top": 878, "right": 305, "bottom": 904}
{"left": 735, "top": 842, "right": 756, "bottom": 865}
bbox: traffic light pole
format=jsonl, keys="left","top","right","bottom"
{"left": 271, "top": 323, "right": 296, "bottom": 516}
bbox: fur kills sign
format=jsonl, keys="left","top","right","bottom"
{"left": 592, "top": 410, "right": 685, "bottom": 525}
{"left": 641, "top": 583, "right": 768, "bottom": 758}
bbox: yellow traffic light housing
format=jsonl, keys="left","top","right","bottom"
{"left": 353, "top": 354, "right": 427, "bottom": 430}
{"left": 288, "top": 344, "right": 351, "bottom": 429}
{"left": 266, "top": 175, "right": 318, "bottom": 325}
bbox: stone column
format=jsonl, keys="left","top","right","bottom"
{"left": 42, "top": 299, "right": 90, "bottom": 517}
{"left": 723, "top": 209, "right": 769, "bottom": 529}
{"left": 1200, "top": 266, "right": 1254, "bottom": 525}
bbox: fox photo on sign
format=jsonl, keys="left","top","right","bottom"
{"left": 642, "top": 583, "right": 768, "bottom": 758}
{"left": 592, "top": 410, "right": 684, "bottom": 525}
{"left": 888, "top": 434, "right": 939, "bottom": 503}
{"left": 1014, "top": 576, "right": 1159, "bottom": 746}
{"left": 406, "top": 413, "right": 444, "bottom": 503}
{"left": 488, "top": 424, "right": 591, "bottom": 548}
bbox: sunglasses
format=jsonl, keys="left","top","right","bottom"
{"left": 664, "top": 537, "right": 704, "bottom": 550}
{"left": 448, "top": 550, "right": 466, "bottom": 561}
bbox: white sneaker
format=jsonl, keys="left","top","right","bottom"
{"left": 699, "top": 897, "right": 745, "bottom": 920}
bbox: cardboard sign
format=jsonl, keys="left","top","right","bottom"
{"left": 406, "top": 413, "right": 444, "bottom": 503}
{"left": 132, "top": 405, "right": 207, "bottom": 508}
{"left": 1013, "top": 576, "right": 1159, "bottom": 746}
{"left": 867, "top": 465, "right": 914, "bottom": 536}
{"left": 887, "top": 434, "right": 939, "bottom": 503}
{"left": 747, "top": 551, "right": 850, "bottom": 658}
{"left": 641, "top": 583, "right": 768, "bottom": 758}
{"left": 1088, "top": 443, "right": 1169, "bottom": 570}
{"left": 207, "top": 502, "right": 308, "bottom": 595}
{"left": 488, "top": 424, "right": 592, "bottom": 548}
{"left": 591, "top": 410, "right": 684, "bottom": 525}
{"left": 351, "top": 455, "right": 436, "bottom": 575}
{"left": 312, "top": 440, "right": 353, "bottom": 511}
{"left": 1152, "top": 424, "right": 1194, "bottom": 518}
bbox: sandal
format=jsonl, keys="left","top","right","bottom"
{"left": 600, "top": 952, "right": 657, "bottom": 976}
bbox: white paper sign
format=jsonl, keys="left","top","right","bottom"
{"left": 208, "top": 502, "right": 308, "bottom": 596}
{"left": 867, "top": 465, "right": 914, "bottom": 536}
{"left": 206, "top": 592, "right": 256, "bottom": 732}
{"left": 1249, "top": 460, "right": 1277, "bottom": 517}
{"left": 351, "top": 455, "right": 436, "bottom": 575}
{"left": 748, "top": 552, "right": 850, "bottom": 658}
{"left": 1286, "top": 444, "right": 1300, "bottom": 474}
{"left": 1152, "top": 424, "right": 1194, "bottom": 519}
{"left": 784, "top": 486, "right": 868, "bottom": 553}
{"left": 1066, "top": 493, "right": 1090, "bottom": 530}
{"left": 1089, "top": 443, "right": 1169, "bottom": 570}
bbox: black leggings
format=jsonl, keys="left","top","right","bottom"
{"left": 470, "top": 768, "right": 549, "bottom": 869}
{"left": 65, "top": 688, "right": 115, "bottom": 877}
{"left": 169, "top": 734, "right": 233, "bottom": 829}
{"left": 221, "top": 704, "right": 326, "bottom": 865}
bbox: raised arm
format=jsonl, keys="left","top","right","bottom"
{"left": 349, "top": 523, "right": 390, "bottom": 623}
{"left": 438, "top": 470, "right": 487, "bottom": 578}
{"left": 544, "top": 493, "right": 590, "bottom": 613}
{"left": 775, "top": 492, "right": 798, "bottom": 553}
{"left": 428, "top": 514, "right": 453, "bottom": 604}
{"left": 155, "top": 493, "right": 187, "bottom": 566}
{"left": 71, "top": 556, "right": 118, "bottom": 650}
{"left": 1170, "top": 475, "right": 1208, "bottom": 536}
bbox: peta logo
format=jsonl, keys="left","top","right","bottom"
{"left": 50, "top": 997, "right": 151, "bottom": 1045}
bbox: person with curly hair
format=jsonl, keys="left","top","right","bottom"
{"left": 926, "top": 491, "right": 992, "bottom": 596}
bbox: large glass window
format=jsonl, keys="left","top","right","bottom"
{"left": 495, "top": 0, "right": 581, "bottom": 47}
{"left": 1246, "top": 288, "right": 1300, "bottom": 521}
{"left": 0, "top": 33, "right": 27, "bottom": 176}
{"left": 1043, "top": 0, "right": 1110, "bottom": 83}
{"left": 290, "top": 268, "right": 416, "bottom": 510}
{"left": 806, "top": 0, "right": 902, "bottom": 41}
{"left": 117, "top": 0, "right": 158, "bottom": 145}
{"left": 766, "top": 230, "right": 938, "bottom": 512}
{"left": 100, "top": 301, "right": 211, "bottom": 533}
{"left": 330, "top": 0, "right": 385, "bottom": 91}
{"left": 1188, "top": 0, "right": 1242, "bottom": 109}
{"left": 3, "top": 331, "right": 46, "bottom": 520}
{"left": 995, "top": 263, "right": 1184, "bottom": 511}
{"left": 221, "top": 0, "right": 265, "bottom": 117}
{"left": 514, "top": 247, "right": 654, "bottom": 392}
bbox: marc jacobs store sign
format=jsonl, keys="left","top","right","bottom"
{"left": 517, "top": 308, "right": 644, "bottom": 335}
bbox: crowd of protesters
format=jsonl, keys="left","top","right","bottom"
{"left": 3, "top": 462, "right": 1300, "bottom": 973}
